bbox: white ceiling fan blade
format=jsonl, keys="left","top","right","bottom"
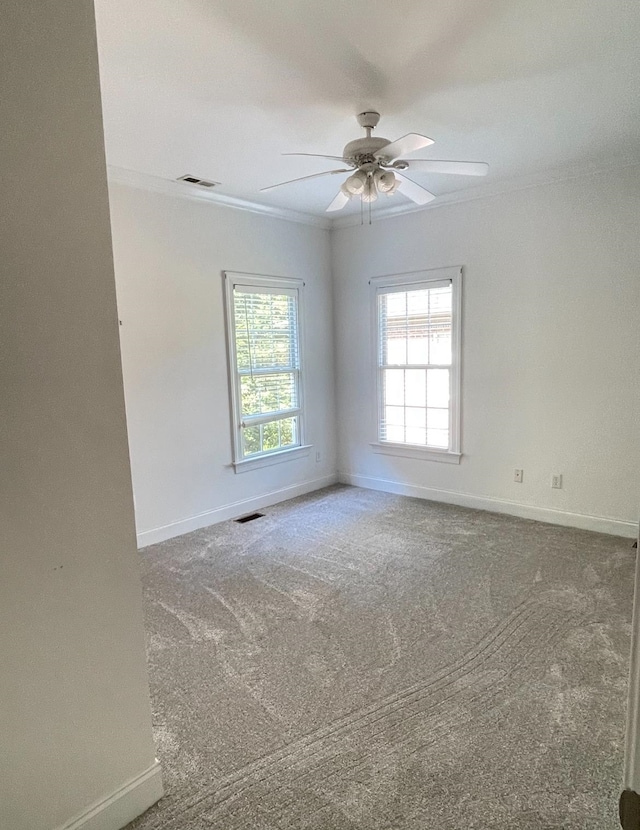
{"left": 394, "top": 172, "right": 437, "bottom": 205}
{"left": 404, "top": 160, "right": 489, "bottom": 176}
{"left": 283, "top": 153, "right": 350, "bottom": 164}
{"left": 260, "top": 169, "right": 350, "bottom": 192}
{"left": 375, "top": 133, "right": 434, "bottom": 161}
{"left": 326, "top": 191, "right": 350, "bottom": 212}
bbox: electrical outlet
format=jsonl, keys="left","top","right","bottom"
{"left": 552, "top": 474, "right": 563, "bottom": 489}
{"left": 514, "top": 469, "right": 524, "bottom": 483}
{"left": 315, "top": 451, "right": 321, "bottom": 463}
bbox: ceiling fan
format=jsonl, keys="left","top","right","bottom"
{"left": 261, "top": 111, "right": 489, "bottom": 213}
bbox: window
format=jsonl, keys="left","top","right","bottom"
{"left": 371, "top": 266, "right": 462, "bottom": 464}
{"left": 224, "top": 272, "right": 308, "bottom": 471}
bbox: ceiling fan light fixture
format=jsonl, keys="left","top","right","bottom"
{"left": 386, "top": 177, "right": 401, "bottom": 196}
{"left": 361, "top": 177, "right": 378, "bottom": 203}
{"left": 264, "top": 112, "right": 488, "bottom": 217}
{"left": 344, "top": 170, "right": 367, "bottom": 195}
{"left": 374, "top": 168, "right": 396, "bottom": 193}
{"left": 340, "top": 180, "right": 354, "bottom": 198}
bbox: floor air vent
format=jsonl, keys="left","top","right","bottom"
{"left": 235, "top": 512, "right": 265, "bottom": 524}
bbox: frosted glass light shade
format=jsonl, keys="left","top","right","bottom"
{"left": 374, "top": 169, "right": 396, "bottom": 193}
{"left": 344, "top": 171, "right": 367, "bottom": 195}
{"left": 361, "top": 177, "right": 378, "bottom": 202}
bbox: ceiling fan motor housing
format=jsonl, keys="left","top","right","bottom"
{"left": 343, "top": 136, "right": 392, "bottom": 165}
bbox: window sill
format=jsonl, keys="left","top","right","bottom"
{"left": 233, "top": 444, "right": 312, "bottom": 473}
{"left": 370, "top": 442, "right": 462, "bottom": 464}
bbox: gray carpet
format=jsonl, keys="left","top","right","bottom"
{"left": 128, "top": 485, "right": 634, "bottom": 829}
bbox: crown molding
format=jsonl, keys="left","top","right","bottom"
{"left": 106, "top": 166, "right": 332, "bottom": 230}
{"left": 330, "top": 155, "right": 640, "bottom": 229}
{"left": 108, "top": 156, "right": 640, "bottom": 233}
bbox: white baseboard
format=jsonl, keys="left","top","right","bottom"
{"left": 340, "top": 472, "right": 638, "bottom": 538}
{"left": 137, "top": 474, "right": 339, "bottom": 547}
{"left": 58, "top": 760, "right": 163, "bottom": 830}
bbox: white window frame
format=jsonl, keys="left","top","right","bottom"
{"left": 223, "top": 271, "right": 310, "bottom": 473}
{"left": 370, "top": 266, "right": 462, "bottom": 464}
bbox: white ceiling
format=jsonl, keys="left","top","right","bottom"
{"left": 95, "top": 0, "right": 640, "bottom": 218}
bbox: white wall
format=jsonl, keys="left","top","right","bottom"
{"left": 332, "top": 167, "right": 640, "bottom": 536}
{"left": 108, "top": 182, "right": 336, "bottom": 545}
{"left": 0, "top": 3, "right": 160, "bottom": 829}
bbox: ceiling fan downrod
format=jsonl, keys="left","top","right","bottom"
{"left": 356, "top": 110, "right": 381, "bottom": 139}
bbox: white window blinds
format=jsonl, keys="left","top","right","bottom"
{"left": 377, "top": 280, "right": 453, "bottom": 449}
{"left": 232, "top": 286, "right": 301, "bottom": 458}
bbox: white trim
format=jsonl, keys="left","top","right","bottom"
{"left": 137, "top": 474, "right": 338, "bottom": 547}
{"left": 108, "top": 159, "right": 640, "bottom": 231}
{"left": 369, "top": 270, "right": 457, "bottom": 288}
{"left": 229, "top": 273, "right": 304, "bottom": 292}
{"left": 339, "top": 472, "right": 638, "bottom": 538}
{"left": 56, "top": 761, "right": 163, "bottom": 830}
{"left": 223, "top": 272, "right": 306, "bottom": 466}
{"left": 371, "top": 266, "right": 462, "bottom": 458}
{"left": 624, "top": 520, "right": 640, "bottom": 790}
{"left": 331, "top": 156, "right": 640, "bottom": 228}
{"left": 107, "top": 166, "right": 331, "bottom": 229}
{"left": 370, "top": 442, "right": 461, "bottom": 464}
{"left": 233, "top": 444, "right": 312, "bottom": 472}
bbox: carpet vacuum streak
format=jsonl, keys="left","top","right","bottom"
{"left": 128, "top": 485, "right": 634, "bottom": 830}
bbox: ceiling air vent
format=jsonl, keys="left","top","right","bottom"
{"left": 177, "top": 174, "right": 220, "bottom": 189}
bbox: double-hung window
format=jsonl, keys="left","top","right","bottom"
{"left": 372, "top": 266, "right": 462, "bottom": 463}
{"left": 224, "top": 272, "right": 307, "bottom": 470}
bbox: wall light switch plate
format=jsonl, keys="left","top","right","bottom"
{"left": 514, "top": 469, "right": 524, "bottom": 483}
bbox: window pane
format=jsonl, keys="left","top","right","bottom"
{"left": 243, "top": 425, "right": 261, "bottom": 456}
{"left": 378, "top": 279, "right": 456, "bottom": 452}
{"left": 427, "top": 428, "right": 449, "bottom": 448}
{"left": 380, "top": 293, "right": 408, "bottom": 365}
{"left": 427, "top": 408, "right": 448, "bottom": 430}
{"left": 385, "top": 292, "right": 407, "bottom": 317}
{"left": 385, "top": 425, "right": 405, "bottom": 443}
{"left": 426, "top": 369, "right": 449, "bottom": 408}
{"left": 240, "top": 373, "right": 296, "bottom": 418}
{"left": 405, "top": 369, "right": 426, "bottom": 406}
{"left": 407, "top": 289, "right": 429, "bottom": 315}
{"left": 234, "top": 291, "right": 298, "bottom": 373}
{"left": 242, "top": 416, "right": 298, "bottom": 457}
{"left": 386, "top": 336, "right": 407, "bottom": 365}
{"left": 406, "top": 289, "right": 429, "bottom": 363}
{"left": 429, "top": 330, "right": 451, "bottom": 364}
{"left": 385, "top": 406, "right": 405, "bottom": 427}
{"left": 427, "top": 287, "right": 452, "bottom": 364}
{"left": 405, "top": 427, "right": 426, "bottom": 445}
{"left": 262, "top": 420, "right": 280, "bottom": 452}
{"left": 279, "top": 416, "right": 297, "bottom": 447}
{"left": 384, "top": 369, "right": 405, "bottom": 407}
{"left": 406, "top": 406, "right": 426, "bottom": 428}
{"left": 380, "top": 285, "right": 452, "bottom": 368}
{"left": 231, "top": 282, "right": 302, "bottom": 462}
{"left": 407, "top": 336, "right": 428, "bottom": 364}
